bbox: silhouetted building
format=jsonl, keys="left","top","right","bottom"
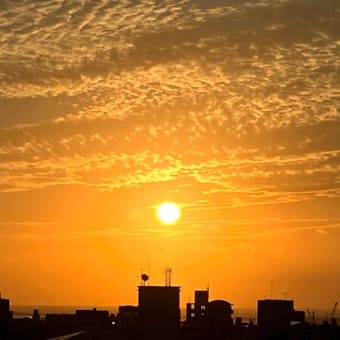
{"left": 257, "top": 299, "right": 305, "bottom": 332}
{"left": 0, "top": 296, "right": 12, "bottom": 321}
{"left": 45, "top": 313, "right": 77, "bottom": 331}
{"left": 207, "top": 299, "right": 233, "bottom": 328}
{"left": 32, "top": 309, "right": 41, "bottom": 322}
{"left": 195, "top": 290, "right": 209, "bottom": 320}
{"left": 76, "top": 308, "right": 112, "bottom": 329}
{"left": 45, "top": 308, "right": 113, "bottom": 333}
{"left": 138, "top": 285, "right": 180, "bottom": 340}
{"left": 184, "top": 290, "right": 234, "bottom": 339}
{"left": 116, "top": 305, "right": 139, "bottom": 337}
{"left": 293, "top": 310, "right": 305, "bottom": 324}
{"left": 0, "top": 296, "right": 12, "bottom": 338}
{"left": 186, "top": 290, "right": 209, "bottom": 321}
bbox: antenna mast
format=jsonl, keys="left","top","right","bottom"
{"left": 165, "top": 268, "right": 172, "bottom": 287}
{"left": 270, "top": 280, "right": 273, "bottom": 299}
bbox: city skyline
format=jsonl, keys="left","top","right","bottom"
{"left": 0, "top": 0, "right": 339, "bottom": 309}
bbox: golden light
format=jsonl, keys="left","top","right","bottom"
{"left": 157, "top": 202, "right": 181, "bottom": 224}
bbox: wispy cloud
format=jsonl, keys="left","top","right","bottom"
{"left": 0, "top": 0, "right": 340, "bottom": 206}
{"left": 3, "top": 217, "right": 339, "bottom": 242}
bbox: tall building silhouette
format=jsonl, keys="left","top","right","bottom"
{"left": 184, "top": 289, "right": 234, "bottom": 338}
{"left": 0, "top": 296, "right": 12, "bottom": 338}
{"left": 138, "top": 285, "right": 180, "bottom": 340}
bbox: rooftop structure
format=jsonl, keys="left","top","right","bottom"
{"left": 257, "top": 299, "right": 305, "bottom": 332}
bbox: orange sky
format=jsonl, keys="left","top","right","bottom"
{"left": 0, "top": 0, "right": 340, "bottom": 310}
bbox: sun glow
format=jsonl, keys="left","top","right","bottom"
{"left": 157, "top": 202, "right": 181, "bottom": 224}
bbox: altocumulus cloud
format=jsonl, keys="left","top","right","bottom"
{"left": 0, "top": 0, "right": 339, "bottom": 211}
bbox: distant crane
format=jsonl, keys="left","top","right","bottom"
{"left": 307, "top": 308, "right": 315, "bottom": 326}
{"left": 306, "top": 308, "right": 311, "bottom": 324}
{"left": 330, "top": 301, "right": 338, "bottom": 326}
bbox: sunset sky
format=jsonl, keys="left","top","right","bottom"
{"left": 0, "top": 0, "right": 340, "bottom": 310}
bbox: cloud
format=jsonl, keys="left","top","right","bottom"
{"left": 3, "top": 216, "right": 339, "bottom": 243}
{"left": 0, "top": 0, "right": 339, "bottom": 209}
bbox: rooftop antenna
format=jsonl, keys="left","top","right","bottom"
{"left": 147, "top": 258, "right": 150, "bottom": 283}
{"left": 165, "top": 268, "right": 172, "bottom": 287}
{"left": 270, "top": 280, "right": 274, "bottom": 299}
{"left": 281, "top": 292, "right": 291, "bottom": 300}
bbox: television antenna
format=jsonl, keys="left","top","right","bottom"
{"left": 165, "top": 268, "right": 172, "bottom": 287}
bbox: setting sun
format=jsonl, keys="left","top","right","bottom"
{"left": 157, "top": 202, "right": 181, "bottom": 224}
